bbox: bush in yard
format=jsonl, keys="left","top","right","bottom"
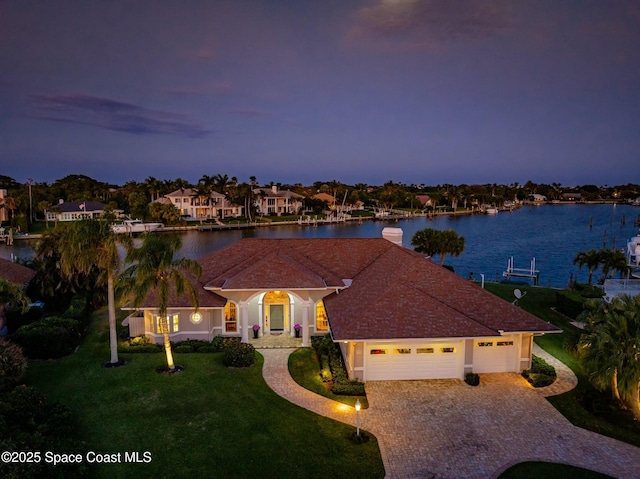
{"left": 522, "top": 355, "right": 556, "bottom": 388}
{"left": 331, "top": 381, "right": 365, "bottom": 396}
{"left": 465, "top": 372, "right": 480, "bottom": 386}
{"left": 0, "top": 339, "right": 27, "bottom": 392}
{"left": 174, "top": 345, "right": 194, "bottom": 353}
{"left": 5, "top": 305, "right": 44, "bottom": 334}
{"left": 11, "top": 317, "right": 82, "bottom": 359}
{"left": 555, "top": 290, "right": 586, "bottom": 319}
{"left": 222, "top": 342, "right": 256, "bottom": 368}
{"left": 118, "top": 336, "right": 162, "bottom": 354}
{"left": 211, "top": 335, "right": 241, "bottom": 352}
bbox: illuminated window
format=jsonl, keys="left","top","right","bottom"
{"left": 394, "top": 348, "right": 411, "bottom": 354}
{"left": 370, "top": 349, "right": 387, "bottom": 355}
{"left": 155, "top": 314, "right": 179, "bottom": 334}
{"left": 417, "top": 348, "right": 434, "bottom": 354}
{"left": 497, "top": 341, "right": 514, "bottom": 346}
{"left": 315, "top": 301, "right": 328, "bottom": 331}
{"left": 190, "top": 312, "right": 202, "bottom": 324}
{"left": 477, "top": 342, "right": 493, "bottom": 347}
{"left": 224, "top": 302, "right": 237, "bottom": 333}
{"left": 441, "top": 347, "right": 456, "bottom": 353}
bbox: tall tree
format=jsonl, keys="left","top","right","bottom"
{"left": 599, "top": 249, "right": 629, "bottom": 279}
{"left": 411, "top": 228, "right": 465, "bottom": 266}
{"left": 579, "top": 295, "right": 640, "bottom": 419}
{"left": 121, "top": 234, "right": 202, "bottom": 372}
{"left": 58, "top": 219, "right": 132, "bottom": 366}
{"left": 573, "top": 249, "right": 601, "bottom": 285}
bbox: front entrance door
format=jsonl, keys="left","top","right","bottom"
{"left": 270, "top": 305, "right": 284, "bottom": 331}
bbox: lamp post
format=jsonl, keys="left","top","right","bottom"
{"left": 355, "top": 399, "right": 361, "bottom": 437}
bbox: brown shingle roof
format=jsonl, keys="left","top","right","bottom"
{"left": 197, "top": 238, "right": 560, "bottom": 340}
{"left": 0, "top": 258, "right": 35, "bottom": 286}
{"left": 124, "top": 274, "right": 226, "bottom": 310}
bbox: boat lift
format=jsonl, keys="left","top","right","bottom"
{"left": 503, "top": 256, "right": 540, "bottom": 285}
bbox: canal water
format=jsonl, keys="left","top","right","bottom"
{"left": 2, "top": 204, "right": 639, "bottom": 288}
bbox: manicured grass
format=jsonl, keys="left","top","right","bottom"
{"left": 484, "top": 283, "right": 640, "bottom": 448}
{"left": 499, "top": 461, "right": 614, "bottom": 478}
{"left": 24, "top": 310, "right": 384, "bottom": 479}
{"left": 288, "top": 348, "right": 369, "bottom": 409}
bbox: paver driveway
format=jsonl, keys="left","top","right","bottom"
{"left": 261, "top": 348, "right": 640, "bottom": 479}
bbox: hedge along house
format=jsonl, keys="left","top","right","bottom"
{"left": 122, "top": 232, "right": 561, "bottom": 381}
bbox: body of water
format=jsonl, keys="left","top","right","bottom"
{"left": 2, "top": 204, "right": 639, "bottom": 288}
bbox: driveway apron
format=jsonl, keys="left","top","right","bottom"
{"left": 260, "top": 348, "right": 640, "bottom": 479}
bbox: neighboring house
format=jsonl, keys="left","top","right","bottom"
{"left": 416, "top": 195, "right": 432, "bottom": 208}
{"left": 46, "top": 200, "right": 106, "bottom": 222}
{"left": 122, "top": 232, "right": 560, "bottom": 382}
{"left": 563, "top": 192, "right": 582, "bottom": 201}
{"left": 161, "top": 189, "right": 243, "bottom": 219}
{"left": 253, "top": 186, "right": 303, "bottom": 216}
{"left": 529, "top": 194, "right": 547, "bottom": 203}
{"left": 0, "top": 258, "right": 36, "bottom": 336}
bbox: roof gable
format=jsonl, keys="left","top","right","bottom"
{"left": 0, "top": 258, "right": 36, "bottom": 286}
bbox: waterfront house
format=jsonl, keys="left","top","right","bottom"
{"left": 529, "top": 194, "right": 547, "bottom": 203}
{"left": 161, "top": 188, "right": 243, "bottom": 219}
{"left": 122, "top": 231, "right": 560, "bottom": 381}
{"left": 253, "top": 186, "right": 303, "bottom": 216}
{"left": 46, "top": 200, "right": 106, "bottom": 222}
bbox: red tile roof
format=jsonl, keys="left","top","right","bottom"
{"left": 0, "top": 258, "right": 35, "bottom": 286}
{"left": 197, "top": 238, "right": 560, "bottom": 340}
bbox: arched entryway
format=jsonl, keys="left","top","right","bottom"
{"left": 264, "top": 291, "right": 290, "bottom": 332}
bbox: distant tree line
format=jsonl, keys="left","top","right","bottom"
{"left": 1, "top": 173, "right": 638, "bottom": 232}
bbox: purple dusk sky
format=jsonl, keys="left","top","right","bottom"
{"left": 1, "top": 0, "right": 639, "bottom": 186}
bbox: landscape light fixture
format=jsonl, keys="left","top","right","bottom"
{"left": 355, "top": 399, "right": 361, "bottom": 437}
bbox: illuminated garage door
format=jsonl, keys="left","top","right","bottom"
{"left": 472, "top": 337, "right": 516, "bottom": 373}
{"left": 366, "top": 342, "right": 461, "bottom": 380}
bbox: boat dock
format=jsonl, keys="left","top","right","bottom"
{"left": 503, "top": 256, "right": 541, "bottom": 285}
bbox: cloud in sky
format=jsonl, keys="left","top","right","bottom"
{"left": 348, "top": 0, "right": 513, "bottom": 50}
{"left": 31, "top": 94, "right": 211, "bottom": 138}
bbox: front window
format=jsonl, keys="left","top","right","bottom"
{"left": 224, "top": 302, "right": 237, "bottom": 333}
{"left": 155, "top": 314, "right": 179, "bottom": 334}
{"left": 316, "top": 301, "right": 328, "bottom": 331}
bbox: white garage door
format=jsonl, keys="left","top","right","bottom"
{"left": 366, "top": 342, "right": 461, "bottom": 380}
{"left": 472, "top": 337, "right": 516, "bottom": 373}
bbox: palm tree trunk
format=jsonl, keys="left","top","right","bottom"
{"left": 108, "top": 273, "right": 119, "bottom": 364}
{"left": 162, "top": 316, "right": 175, "bottom": 371}
{"left": 439, "top": 254, "right": 447, "bottom": 266}
{"left": 612, "top": 369, "right": 620, "bottom": 402}
{"left": 629, "top": 383, "right": 640, "bottom": 420}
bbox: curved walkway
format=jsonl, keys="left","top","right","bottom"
{"left": 532, "top": 343, "right": 578, "bottom": 397}
{"left": 260, "top": 348, "right": 640, "bottom": 479}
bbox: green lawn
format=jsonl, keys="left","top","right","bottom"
{"left": 288, "top": 347, "right": 368, "bottom": 409}
{"left": 499, "top": 461, "right": 614, "bottom": 478}
{"left": 484, "top": 283, "right": 640, "bottom": 448}
{"left": 24, "top": 311, "right": 384, "bottom": 479}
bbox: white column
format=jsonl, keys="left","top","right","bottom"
{"left": 240, "top": 300, "right": 249, "bottom": 343}
{"left": 301, "top": 300, "right": 310, "bottom": 347}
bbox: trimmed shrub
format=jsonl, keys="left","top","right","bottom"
{"left": 5, "top": 305, "right": 44, "bottom": 334}
{"left": 0, "top": 339, "right": 27, "bottom": 392}
{"left": 522, "top": 355, "right": 556, "bottom": 388}
{"left": 118, "top": 337, "right": 162, "bottom": 354}
{"left": 196, "top": 345, "right": 217, "bottom": 353}
{"left": 222, "top": 342, "right": 256, "bottom": 368}
{"left": 211, "top": 335, "right": 241, "bottom": 352}
{"left": 465, "top": 372, "right": 480, "bottom": 386}
{"left": 11, "top": 317, "right": 82, "bottom": 359}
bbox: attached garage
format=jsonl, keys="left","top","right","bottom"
{"left": 365, "top": 341, "right": 463, "bottom": 381}
{"left": 472, "top": 336, "right": 517, "bottom": 373}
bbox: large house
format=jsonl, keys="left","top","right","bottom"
{"left": 46, "top": 200, "right": 106, "bottom": 222}
{"left": 161, "top": 188, "right": 243, "bottom": 219}
{"left": 253, "top": 186, "right": 303, "bottom": 216}
{"left": 123, "top": 231, "right": 560, "bottom": 381}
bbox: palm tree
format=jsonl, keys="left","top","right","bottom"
{"left": 58, "top": 219, "right": 132, "bottom": 366}
{"left": 573, "top": 249, "right": 601, "bottom": 285}
{"left": 437, "top": 229, "right": 465, "bottom": 266}
{"left": 599, "top": 249, "right": 630, "bottom": 279}
{"left": 579, "top": 295, "right": 640, "bottom": 419}
{"left": 121, "top": 234, "right": 202, "bottom": 372}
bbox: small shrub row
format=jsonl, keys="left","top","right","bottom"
{"left": 211, "top": 335, "right": 241, "bottom": 352}
{"left": 222, "top": 342, "right": 256, "bottom": 368}
{"left": 313, "top": 334, "right": 365, "bottom": 396}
